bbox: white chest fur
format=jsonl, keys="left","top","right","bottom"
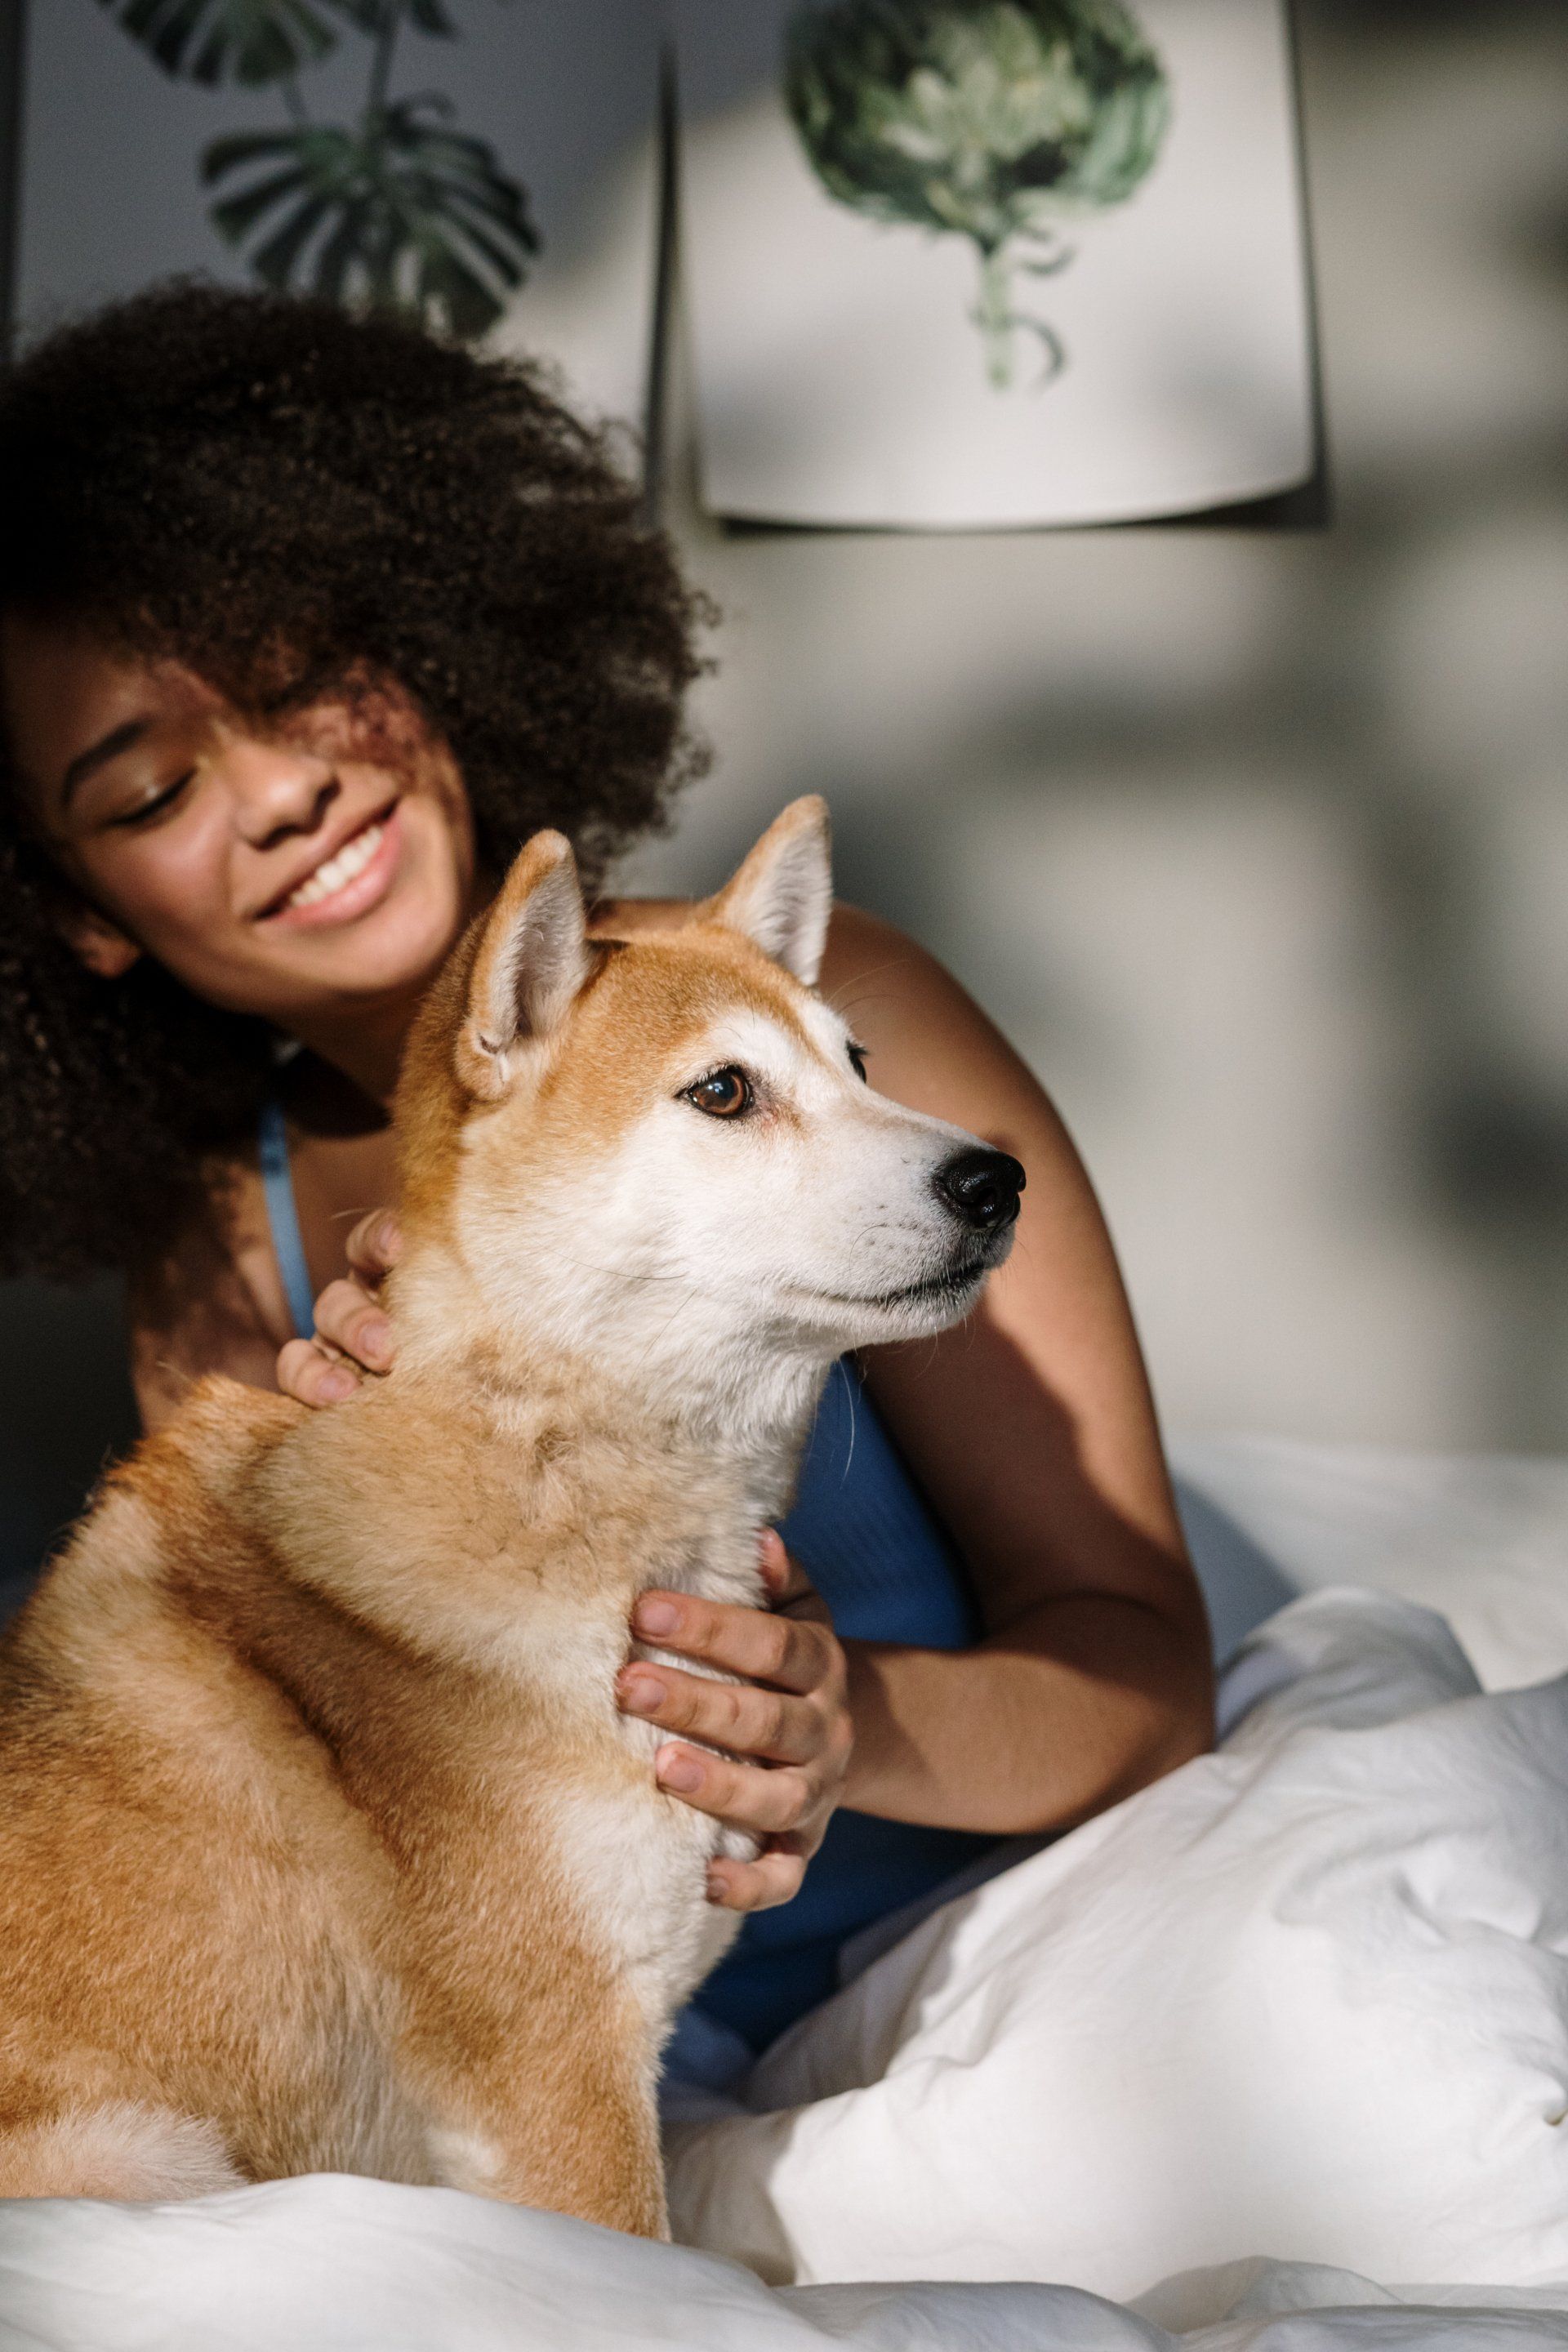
{"left": 600, "top": 1531, "right": 765, "bottom": 2009}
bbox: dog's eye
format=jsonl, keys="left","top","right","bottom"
{"left": 847, "top": 1042, "right": 869, "bottom": 1084}
{"left": 683, "top": 1067, "right": 753, "bottom": 1120}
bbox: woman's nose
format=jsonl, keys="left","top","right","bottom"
{"left": 224, "top": 735, "right": 339, "bottom": 849}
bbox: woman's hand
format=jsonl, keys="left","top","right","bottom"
{"left": 276, "top": 1209, "right": 402, "bottom": 1405}
{"left": 617, "top": 1531, "right": 853, "bottom": 1913}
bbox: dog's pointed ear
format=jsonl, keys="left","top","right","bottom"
{"left": 457, "top": 831, "right": 590, "bottom": 1098}
{"left": 705, "top": 796, "right": 833, "bottom": 987}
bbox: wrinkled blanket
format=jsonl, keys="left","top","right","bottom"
{"left": 667, "top": 1590, "right": 1568, "bottom": 2297}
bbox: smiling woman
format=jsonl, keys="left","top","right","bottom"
{"left": 0, "top": 282, "right": 703, "bottom": 1285}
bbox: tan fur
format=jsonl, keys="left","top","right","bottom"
{"left": 0, "top": 800, "right": 1008, "bottom": 2229}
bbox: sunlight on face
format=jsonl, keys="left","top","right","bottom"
{"left": 0, "top": 614, "right": 479, "bottom": 1036}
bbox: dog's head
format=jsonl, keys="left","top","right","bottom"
{"left": 394, "top": 799, "right": 1022, "bottom": 1406}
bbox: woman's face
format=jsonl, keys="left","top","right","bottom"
{"left": 0, "top": 612, "right": 479, "bottom": 1035}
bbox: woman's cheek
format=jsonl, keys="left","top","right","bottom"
{"left": 91, "top": 800, "right": 249, "bottom": 997}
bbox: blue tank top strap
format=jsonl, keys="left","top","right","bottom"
{"left": 257, "top": 1096, "right": 318, "bottom": 1342}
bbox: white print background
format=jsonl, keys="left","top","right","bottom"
{"left": 676, "top": 0, "right": 1316, "bottom": 527}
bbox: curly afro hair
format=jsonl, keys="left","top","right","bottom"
{"left": 0, "top": 280, "right": 709, "bottom": 1283}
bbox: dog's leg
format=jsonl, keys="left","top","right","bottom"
{"left": 0, "top": 2101, "right": 244, "bottom": 2200}
{"left": 422, "top": 2012, "right": 669, "bottom": 2238}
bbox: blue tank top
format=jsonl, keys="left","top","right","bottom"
{"left": 257, "top": 1097, "right": 1000, "bottom": 2051}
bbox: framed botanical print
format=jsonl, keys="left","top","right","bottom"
{"left": 674, "top": 0, "right": 1324, "bottom": 528}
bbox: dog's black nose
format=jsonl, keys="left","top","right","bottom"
{"left": 933, "top": 1149, "right": 1025, "bottom": 1234}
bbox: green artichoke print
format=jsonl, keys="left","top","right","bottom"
{"left": 96, "top": 0, "right": 537, "bottom": 341}
{"left": 785, "top": 0, "right": 1170, "bottom": 389}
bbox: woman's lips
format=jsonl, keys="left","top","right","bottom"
{"left": 260, "top": 805, "right": 402, "bottom": 930}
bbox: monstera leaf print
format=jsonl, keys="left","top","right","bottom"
{"left": 96, "top": 0, "right": 535, "bottom": 341}
{"left": 203, "top": 96, "right": 538, "bottom": 336}
{"left": 92, "top": 0, "right": 340, "bottom": 86}
{"left": 786, "top": 0, "right": 1170, "bottom": 389}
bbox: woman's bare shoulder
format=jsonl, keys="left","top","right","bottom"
{"left": 596, "top": 893, "right": 909, "bottom": 966}
{"left": 588, "top": 893, "right": 694, "bottom": 937}
{"left": 598, "top": 895, "right": 967, "bottom": 1065}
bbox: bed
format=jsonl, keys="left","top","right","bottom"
{"left": 5, "top": 1432, "right": 1568, "bottom": 2352}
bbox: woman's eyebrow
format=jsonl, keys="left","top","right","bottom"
{"left": 59, "top": 717, "right": 151, "bottom": 808}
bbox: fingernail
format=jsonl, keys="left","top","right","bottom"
{"left": 705, "top": 1868, "right": 729, "bottom": 1904}
{"left": 358, "top": 1313, "right": 393, "bottom": 1366}
{"left": 657, "top": 1748, "right": 703, "bottom": 1793}
{"left": 318, "top": 1367, "right": 358, "bottom": 1402}
{"left": 635, "top": 1597, "right": 679, "bottom": 1637}
{"left": 618, "top": 1671, "right": 666, "bottom": 1716}
{"left": 375, "top": 1217, "right": 403, "bottom": 1263}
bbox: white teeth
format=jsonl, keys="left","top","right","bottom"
{"left": 283, "top": 821, "right": 385, "bottom": 911}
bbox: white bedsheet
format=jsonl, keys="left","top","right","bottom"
{"left": 6, "top": 1436, "right": 1568, "bottom": 2352}
{"left": 4, "top": 2175, "right": 1568, "bottom": 2350}
{"left": 1169, "top": 1432, "right": 1568, "bottom": 1688}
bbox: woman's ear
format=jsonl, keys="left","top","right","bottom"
{"left": 59, "top": 901, "right": 141, "bottom": 980}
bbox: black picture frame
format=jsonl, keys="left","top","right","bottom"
{"left": 0, "top": 0, "right": 23, "bottom": 360}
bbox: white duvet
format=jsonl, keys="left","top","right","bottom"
{"left": 5, "top": 1436, "right": 1568, "bottom": 2352}
{"left": 668, "top": 1587, "right": 1568, "bottom": 2296}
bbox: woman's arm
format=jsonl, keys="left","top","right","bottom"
{"left": 822, "top": 906, "right": 1214, "bottom": 1835}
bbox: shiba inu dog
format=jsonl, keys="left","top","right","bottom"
{"left": 0, "top": 797, "right": 1022, "bottom": 2234}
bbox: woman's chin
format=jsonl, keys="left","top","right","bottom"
{"left": 254, "top": 873, "right": 469, "bottom": 1016}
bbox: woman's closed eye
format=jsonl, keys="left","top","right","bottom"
{"left": 105, "top": 770, "right": 198, "bottom": 829}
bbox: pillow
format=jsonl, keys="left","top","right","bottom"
{"left": 1169, "top": 1433, "right": 1568, "bottom": 1687}
{"left": 668, "top": 1590, "right": 1568, "bottom": 2304}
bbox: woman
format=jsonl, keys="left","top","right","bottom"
{"left": 0, "top": 283, "right": 1212, "bottom": 2068}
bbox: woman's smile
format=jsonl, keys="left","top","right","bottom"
{"left": 256, "top": 800, "right": 402, "bottom": 929}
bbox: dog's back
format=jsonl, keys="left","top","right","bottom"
{"left": 0, "top": 1382, "right": 440, "bottom": 2199}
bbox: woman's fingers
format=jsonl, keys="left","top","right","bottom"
{"left": 275, "top": 1279, "right": 394, "bottom": 1405}
{"left": 621, "top": 1549, "right": 851, "bottom": 1904}
{"left": 311, "top": 1276, "right": 395, "bottom": 1372}
{"left": 630, "top": 1590, "right": 833, "bottom": 1696}
{"left": 756, "top": 1529, "right": 822, "bottom": 1617}
{"left": 276, "top": 1335, "right": 361, "bottom": 1406}
{"left": 654, "top": 1744, "right": 818, "bottom": 1839}
{"left": 706, "top": 1842, "right": 809, "bottom": 1914}
{"left": 274, "top": 1214, "right": 401, "bottom": 1408}
{"left": 345, "top": 1209, "right": 403, "bottom": 1284}
{"left": 617, "top": 1662, "right": 822, "bottom": 1765}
